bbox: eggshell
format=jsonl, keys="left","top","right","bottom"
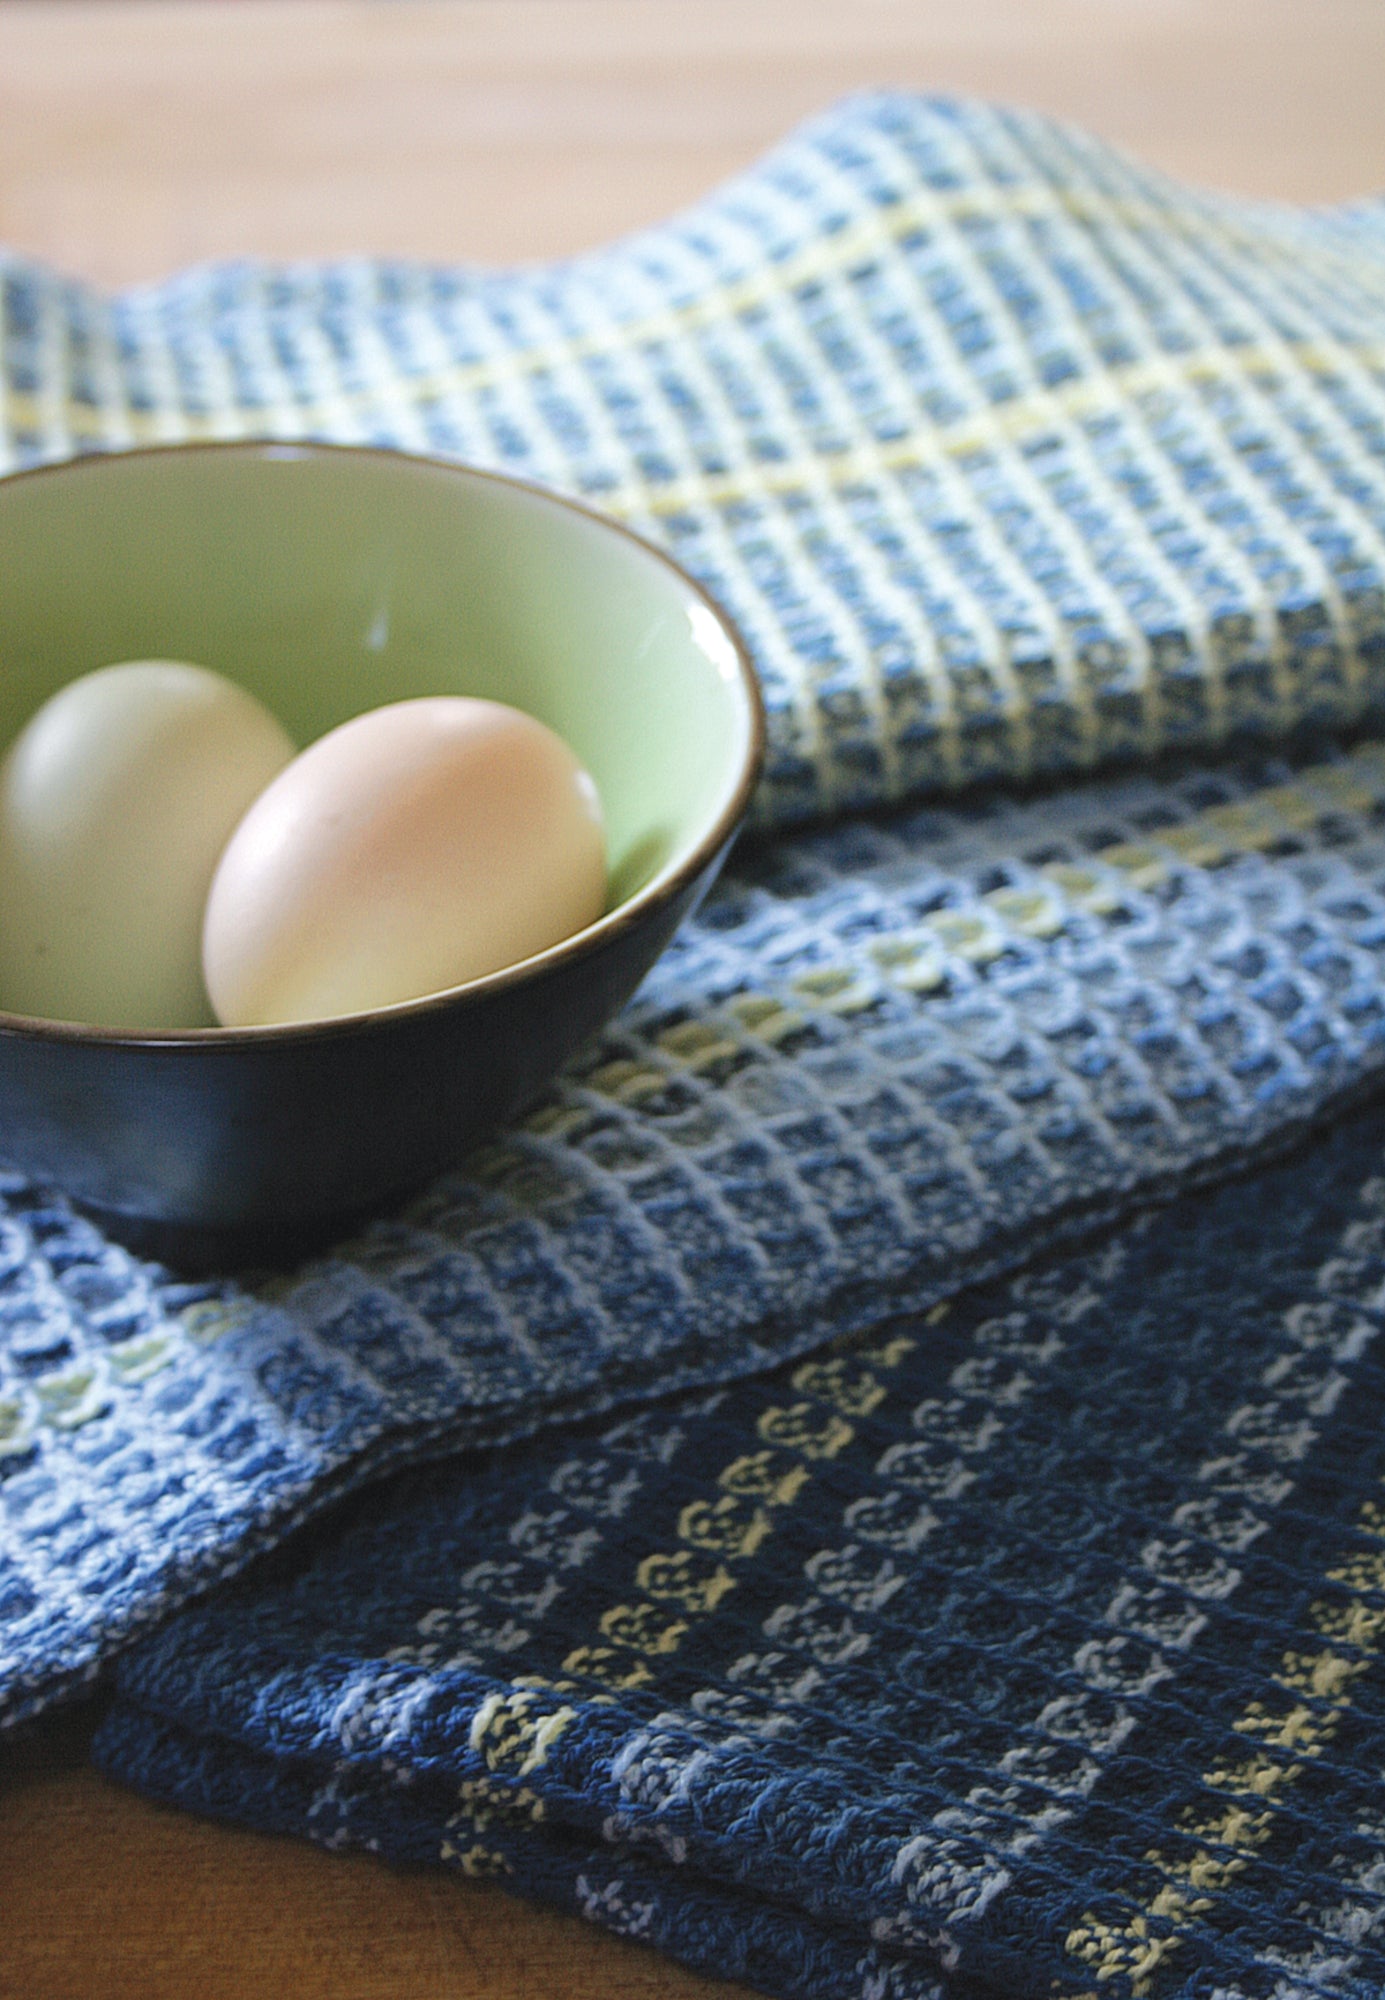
{"left": 0, "top": 660, "right": 296, "bottom": 1029}
{"left": 202, "top": 696, "right": 607, "bottom": 1027}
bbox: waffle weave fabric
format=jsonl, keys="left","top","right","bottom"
{"left": 5, "top": 92, "right": 1385, "bottom": 831}
{"left": 8, "top": 89, "right": 1385, "bottom": 1993}
{"left": 97, "top": 1099, "right": 1385, "bottom": 2000}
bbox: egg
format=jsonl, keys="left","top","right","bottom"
{"left": 0, "top": 660, "right": 296, "bottom": 1029}
{"left": 202, "top": 696, "right": 607, "bottom": 1027}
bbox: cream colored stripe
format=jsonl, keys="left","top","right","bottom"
{"left": 13, "top": 167, "right": 1381, "bottom": 441}
{"left": 869, "top": 119, "right": 1129, "bottom": 767}
{"left": 982, "top": 116, "right": 1262, "bottom": 748}
{"left": 770, "top": 143, "right": 1041, "bottom": 784}
{"left": 1154, "top": 217, "right": 1385, "bottom": 622}
{"left": 1087, "top": 205, "right": 1372, "bottom": 718}
{"left": 575, "top": 228, "right": 846, "bottom": 795}
{"left": 942, "top": 122, "right": 1167, "bottom": 755}
{"left": 70, "top": 301, "right": 137, "bottom": 461}
{"left": 129, "top": 284, "right": 229, "bottom": 448}
{"left": 281, "top": 278, "right": 375, "bottom": 448}
{"left": 211, "top": 268, "right": 311, "bottom": 442}
{"left": 4, "top": 333, "right": 1385, "bottom": 544}
{"left": 250, "top": 175, "right": 1385, "bottom": 399}
{"left": 22, "top": 273, "right": 76, "bottom": 468}
{"left": 591, "top": 340, "right": 1385, "bottom": 524}
{"left": 669, "top": 174, "right": 978, "bottom": 797}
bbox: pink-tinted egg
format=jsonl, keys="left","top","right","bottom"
{"left": 202, "top": 697, "right": 606, "bottom": 1027}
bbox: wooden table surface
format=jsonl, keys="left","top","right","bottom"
{"left": 3, "top": 3, "right": 1385, "bottom": 1995}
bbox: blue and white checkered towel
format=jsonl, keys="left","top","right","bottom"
{"left": 9, "top": 90, "right": 1385, "bottom": 833}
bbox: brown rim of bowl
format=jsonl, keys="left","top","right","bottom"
{"left": 0, "top": 438, "right": 767, "bottom": 1048}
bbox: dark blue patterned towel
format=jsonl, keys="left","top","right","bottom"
{"left": 7, "top": 98, "right": 1385, "bottom": 1990}
{"left": 97, "top": 1099, "right": 1385, "bottom": 1998}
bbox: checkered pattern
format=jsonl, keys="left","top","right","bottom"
{"left": 5, "top": 92, "right": 1385, "bottom": 828}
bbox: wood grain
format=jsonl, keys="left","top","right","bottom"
{"left": 0, "top": 0, "right": 1382, "bottom": 288}
{"left": 3, "top": 3, "right": 1384, "bottom": 1995}
{"left": 1, "top": 1705, "right": 755, "bottom": 1999}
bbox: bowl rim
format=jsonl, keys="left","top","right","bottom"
{"left": 0, "top": 438, "right": 767, "bottom": 1048}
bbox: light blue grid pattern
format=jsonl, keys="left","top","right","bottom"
{"left": 5, "top": 93, "right": 1385, "bottom": 827}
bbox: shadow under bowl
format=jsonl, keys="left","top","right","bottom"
{"left": 0, "top": 442, "right": 764, "bottom": 1269}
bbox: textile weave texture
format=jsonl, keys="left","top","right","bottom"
{"left": 5, "top": 92, "right": 1385, "bottom": 831}
{"left": 5, "top": 86, "right": 1385, "bottom": 1998}
{"left": 98, "top": 1099, "right": 1385, "bottom": 2000}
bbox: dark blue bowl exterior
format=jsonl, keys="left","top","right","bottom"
{"left": 0, "top": 839, "right": 735, "bottom": 1270}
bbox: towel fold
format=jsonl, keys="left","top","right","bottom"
{"left": 10, "top": 737, "right": 1385, "bottom": 1728}
{"left": 97, "top": 1097, "right": 1385, "bottom": 1998}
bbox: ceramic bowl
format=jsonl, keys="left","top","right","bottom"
{"left": 0, "top": 442, "right": 763, "bottom": 1267}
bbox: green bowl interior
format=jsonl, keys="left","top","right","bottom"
{"left": 0, "top": 445, "right": 758, "bottom": 948}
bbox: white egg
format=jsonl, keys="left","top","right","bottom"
{"left": 202, "top": 696, "right": 607, "bottom": 1027}
{"left": 0, "top": 660, "right": 296, "bottom": 1029}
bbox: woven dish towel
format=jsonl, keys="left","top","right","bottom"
{"left": 6, "top": 90, "right": 1385, "bottom": 1749}
{"left": 8, "top": 90, "right": 1385, "bottom": 832}
{"left": 98, "top": 1096, "right": 1385, "bottom": 2000}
